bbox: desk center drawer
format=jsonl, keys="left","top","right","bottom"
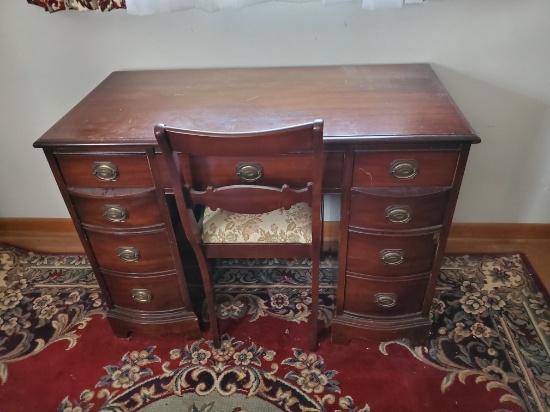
{"left": 184, "top": 154, "right": 314, "bottom": 189}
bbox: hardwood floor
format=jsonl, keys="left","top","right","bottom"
{"left": 446, "top": 223, "right": 550, "bottom": 292}
{"left": 1, "top": 219, "right": 549, "bottom": 292}
{"left": 0, "top": 218, "right": 85, "bottom": 254}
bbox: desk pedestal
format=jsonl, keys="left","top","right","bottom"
{"left": 333, "top": 144, "right": 471, "bottom": 344}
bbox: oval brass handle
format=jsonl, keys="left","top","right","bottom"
{"left": 131, "top": 288, "right": 152, "bottom": 303}
{"left": 236, "top": 162, "right": 263, "bottom": 183}
{"left": 389, "top": 160, "right": 419, "bottom": 180}
{"left": 380, "top": 249, "right": 405, "bottom": 265}
{"left": 385, "top": 205, "right": 412, "bottom": 224}
{"left": 103, "top": 205, "right": 128, "bottom": 223}
{"left": 374, "top": 293, "right": 397, "bottom": 308}
{"left": 92, "top": 162, "right": 119, "bottom": 182}
{"left": 117, "top": 247, "right": 141, "bottom": 262}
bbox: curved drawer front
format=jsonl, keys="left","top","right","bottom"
{"left": 104, "top": 272, "right": 185, "bottom": 311}
{"left": 346, "top": 230, "right": 438, "bottom": 277}
{"left": 343, "top": 273, "right": 429, "bottom": 317}
{"left": 352, "top": 151, "right": 459, "bottom": 187}
{"left": 71, "top": 189, "right": 162, "bottom": 228}
{"left": 86, "top": 230, "right": 174, "bottom": 273}
{"left": 349, "top": 188, "right": 450, "bottom": 230}
{"left": 56, "top": 154, "right": 154, "bottom": 188}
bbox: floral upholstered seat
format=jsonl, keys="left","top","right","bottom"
{"left": 202, "top": 202, "right": 312, "bottom": 244}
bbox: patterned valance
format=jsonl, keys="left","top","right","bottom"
{"left": 27, "top": 0, "right": 126, "bottom": 12}
{"left": 28, "top": 0, "right": 422, "bottom": 13}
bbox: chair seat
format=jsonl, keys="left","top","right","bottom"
{"left": 202, "top": 202, "right": 312, "bottom": 244}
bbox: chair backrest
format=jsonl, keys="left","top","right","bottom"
{"left": 156, "top": 121, "right": 324, "bottom": 351}
{"left": 155, "top": 120, "right": 324, "bottom": 218}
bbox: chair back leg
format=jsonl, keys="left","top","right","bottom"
{"left": 197, "top": 253, "right": 221, "bottom": 348}
{"left": 310, "top": 253, "right": 320, "bottom": 351}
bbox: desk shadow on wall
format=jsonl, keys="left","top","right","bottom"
{"left": 432, "top": 65, "right": 550, "bottom": 224}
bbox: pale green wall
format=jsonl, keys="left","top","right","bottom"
{"left": 1, "top": 0, "right": 549, "bottom": 222}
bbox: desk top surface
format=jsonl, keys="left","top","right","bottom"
{"left": 35, "top": 64, "right": 480, "bottom": 148}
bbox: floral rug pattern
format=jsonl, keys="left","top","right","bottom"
{"left": 211, "top": 257, "right": 336, "bottom": 327}
{"left": 414, "top": 254, "right": 550, "bottom": 412}
{"left": 60, "top": 335, "right": 370, "bottom": 412}
{"left": 0, "top": 245, "right": 104, "bottom": 384}
{"left": 1, "top": 244, "right": 550, "bottom": 411}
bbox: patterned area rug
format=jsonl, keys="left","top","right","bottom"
{"left": 211, "top": 257, "right": 337, "bottom": 327}
{"left": 1, "top": 244, "right": 549, "bottom": 411}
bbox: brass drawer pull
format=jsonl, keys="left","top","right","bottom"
{"left": 380, "top": 249, "right": 405, "bottom": 265}
{"left": 385, "top": 205, "right": 412, "bottom": 224}
{"left": 131, "top": 288, "right": 152, "bottom": 303}
{"left": 389, "top": 160, "right": 419, "bottom": 180}
{"left": 92, "top": 162, "right": 119, "bottom": 182}
{"left": 374, "top": 293, "right": 397, "bottom": 308}
{"left": 236, "top": 162, "right": 263, "bottom": 183}
{"left": 103, "top": 205, "right": 128, "bottom": 223}
{"left": 117, "top": 247, "right": 141, "bottom": 262}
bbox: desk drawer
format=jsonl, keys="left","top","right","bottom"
{"left": 56, "top": 154, "right": 154, "bottom": 188}
{"left": 352, "top": 151, "right": 459, "bottom": 187}
{"left": 349, "top": 188, "right": 450, "bottom": 230}
{"left": 104, "top": 272, "right": 185, "bottom": 311}
{"left": 343, "top": 273, "right": 428, "bottom": 317}
{"left": 156, "top": 152, "right": 344, "bottom": 193}
{"left": 71, "top": 189, "right": 162, "bottom": 229}
{"left": 86, "top": 229, "right": 174, "bottom": 273}
{"left": 346, "top": 229, "right": 438, "bottom": 277}
{"left": 184, "top": 154, "right": 314, "bottom": 189}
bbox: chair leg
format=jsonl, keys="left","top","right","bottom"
{"left": 206, "top": 284, "right": 221, "bottom": 349}
{"left": 310, "top": 254, "right": 320, "bottom": 352}
{"left": 198, "top": 256, "right": 220, "bottom": 348}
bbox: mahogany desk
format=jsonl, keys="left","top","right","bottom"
{"left": 34, "top": 64, "right": 480, "bottom": 344}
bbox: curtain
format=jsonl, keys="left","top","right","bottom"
{"left": 127, "top": 0, "right": 423, "bottom": 13}
{"left": 28, "top": 0, "right": 421, "bottom": 13}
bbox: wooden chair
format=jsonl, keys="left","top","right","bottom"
{"left": 155, "top": 120, "right": 324, "bottom": 351}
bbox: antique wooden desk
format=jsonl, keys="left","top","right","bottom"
{"left": 34, "top": 64, "right": 480, "bottom": 344}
